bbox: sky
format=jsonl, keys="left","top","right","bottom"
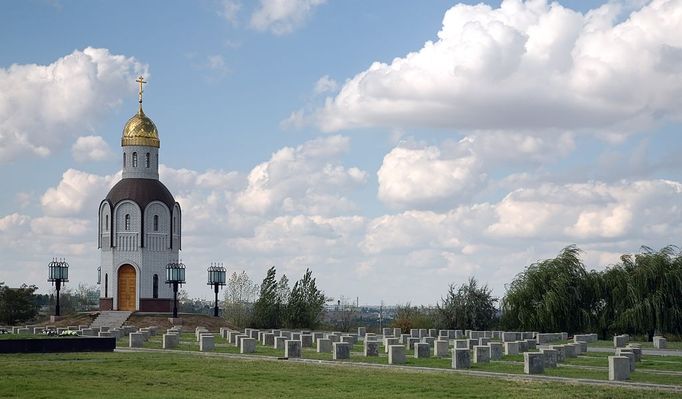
{"left": 1, "top": 0, "right": 682, "bottom": 306}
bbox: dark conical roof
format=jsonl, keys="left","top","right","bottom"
{"left": 105, "top": 178, "right": 176, "bottom": 211}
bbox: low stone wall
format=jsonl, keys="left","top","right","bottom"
{"left": 0, "top": 337, "right": 116, "bottom": 353}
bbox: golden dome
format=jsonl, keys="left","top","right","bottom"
{"left": 121, "top": 108, "right": 160, "bottom": 148}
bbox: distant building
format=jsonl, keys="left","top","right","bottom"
{"left": 97, "top": 78, "right": 181, "bottom": 312}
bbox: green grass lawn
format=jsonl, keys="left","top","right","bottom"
{"left": 112, "top": 333, "right": 682, "bottom": 388}
{"left": 1, "top": 351, "right": 680, "bottom": 399}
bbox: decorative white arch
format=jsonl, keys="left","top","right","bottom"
{"left": 113, "top": 200, "right": 142, "bottom": 248}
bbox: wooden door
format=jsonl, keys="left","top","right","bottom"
{"left": 117, "top": 264, "right": 136, "bottom": 311}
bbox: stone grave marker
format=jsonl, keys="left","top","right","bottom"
{"left": 163, "top": 333, "right": 179, "bottom": 349}
{"left": 524, "top": 352, "right": 544, "bottom": 374}
{"left": 613, "top": 334, "right": 629, "bottom": 348}
{"left": 452, "top": 348, "right": 470, "bottom": 369}
{"left": 275, "top": 336, "right": 287, "bottom": 349}
{"left": 129, "top": 332, "right": 144, "bottom": 348}
{"left": 653, "top": 336, "right": 667, "bottom": 349}
{"left": 504, "top": 341, "right": 519, "bottom": 355}
{"left": 608, "top": 356, "right": 630, "bottom": 381}
{"left": 388, "top": 345, "right": 406, "bottom": 364}
{"left": 263, "top": 333, "right": 275, "bottom": 346}
{"left": 285, "top": 340, "right": 301, "bottom": 358}
{"left": 454, "top": 339, "right": 469, "bottom": 349}
{"left": 317, "top": 338, "right": 332, "bottom": 353}
{"left": 384, "top": 337, "right": 399, "bottom": 353}
{"left": 434, "top": 340, "right": 448, "bottom": 357}
{"left": 489, "top": 342, "right": 503, "bottom": 360}
{"left": 333, "top": 342, "right": 350, "bottom": 360}
{"left": 414, "top": 342, "right": 430, "bottom": 358}
{"left": 473, "top": 345, "right": 490, "bottom": 364}
{"left": 200, "top": 335, "right": 215, "bottom": 352}
{"left": 540, "top": 348, "right": 557, "bottom": 368}
{"left": 364, "top": 340, "right": 379, "bottom": 356}
{"left": 301, "top": 334, "right": 313, "bottom": 348}
{"left": 615, "top": 349, "right": 636, "bottom": 372}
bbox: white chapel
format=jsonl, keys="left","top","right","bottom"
{"left": 97, "top": 77, "right": 181, "bottom": 312}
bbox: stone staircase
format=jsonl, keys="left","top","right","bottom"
{"left": 90, "top": 311, "right": 132, "bottom": 330}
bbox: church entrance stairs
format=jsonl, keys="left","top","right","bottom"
{"left": 90, "top": 311, "right": 132, "bottom": 330}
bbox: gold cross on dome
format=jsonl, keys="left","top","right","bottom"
{"left": 136, "top": 76, "right": 147, "bottom": 105}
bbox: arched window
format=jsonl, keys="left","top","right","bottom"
{"left": 153, "top": 215, "right": 159, "bottom": 231}
{"left": 132, "top": 152, "right": 138, "bottom": 167}
{"left": 105, "top": 214, "right": 109, "bottom": 231}
{"left": 123, "top": 153, "right": 126, "bottom": 168}
{"left": 173, "top": 216, "right": 177, "bottom": 232}
{"left": 153, "top": 274, "right": 159, "bottom": 298}
{"left": 105, "top": 273, "right": 108, "bottom": 297}
{"left": 145, "top": 153, "right": 150, "bottom": 168}
{"left": 125, "top": 214, "right": 130, "bottom": 230}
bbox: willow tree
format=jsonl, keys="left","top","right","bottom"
{"left": 602, "top": 246, "right": 682, "bottom": 339}
{"left": 501, "top": 246, "right": 600, "bottom": 334}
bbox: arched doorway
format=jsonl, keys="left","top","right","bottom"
{"left": 118, "top": 264, "right": 136, "bottom": 311}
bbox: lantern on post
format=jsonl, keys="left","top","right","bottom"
{"left": 165, "top": 261, "right": 186, "bottom": 318}
{"left": 207, "top": 263, "right": 226, "bottom": 317}
{"left": 47, "top": 258, "right": 69, "bottom": 316}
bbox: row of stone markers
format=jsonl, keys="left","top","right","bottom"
{"left": 613, "top": 333, "right": 668, "bottom": 349}
{"left": 218, "top": 327, "right": 362, "bottom": 359}
{"left": 148, "top": 325, "right": 647, "bottom": 382}
{"left": 365, "top": 327, "right": 572, "bottom": 345}
{"left": 7, "top": 323, "right": 140, "bottom": 339}
{"left": 609, "top": 343, "right": 643, "bottom": 381}
{"left": 127, "top": 326, "right": 168, "bottom": 347}
{"left": 7, "top": 325, "right": 89, "bottom": 334}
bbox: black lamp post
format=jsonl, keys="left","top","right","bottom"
{"left": 48, "top": 258, "right": 69, "bottom": 316}
{"left": 166, "top": 261, "right": 186, "bottom": 318}
{"left": 207, "top": 263, "right": 226, "bottom": 317}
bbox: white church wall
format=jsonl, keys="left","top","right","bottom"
{"left": 172, "top": 204, "right": 181, "bottom": 250}
{"left": 144, "top": 201, "right": 170, "bottom": 251}
{"left": 114, "top": 201, "right": 141, "bottom": 251}
{"left": 99, "top": 201, "right": 112, "bottom": 250}
{"left": 99, "top": 251, "right": 113, "bottom": 298}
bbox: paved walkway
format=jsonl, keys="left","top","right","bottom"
{"left": 587, "top": 347, "right": 682, "bottom": 357}
{"left": 117, "top": 347, "right": 682, "bottom": 394}
{"left": 497, "top": 359, "right": 682, "bottom": 376}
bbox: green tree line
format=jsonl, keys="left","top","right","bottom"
{"left": 391, "top": 277, "right": 498, "bottom": 333}
{"left": 221, "top": 266, "right": 327, "bottom": 330}
{"left": 251, "top": 266, "right": 327, "bottom": 329}
{"left": 501, "top": 245, "right": 682, "bottom": 338}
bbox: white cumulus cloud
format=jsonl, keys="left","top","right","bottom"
{"left": 234, "top": 135, "right": 367, "bottom": 216}
{"left": 378, "top": 144, "right": 485, "bottom": 209}
{"left": 376, "top": 131, "right": 575, "bottom": 209}
{"left": 297, "top": 0, "right": 682, "bottom": 136}
{"left": 0, "top": 47, "right": 147, "bottom": 162}
{"left": 41, "top": 169, "right": 119, "bottom": 217}
{"left": 71, "top": 135, "right": 113, "bottom": 162}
